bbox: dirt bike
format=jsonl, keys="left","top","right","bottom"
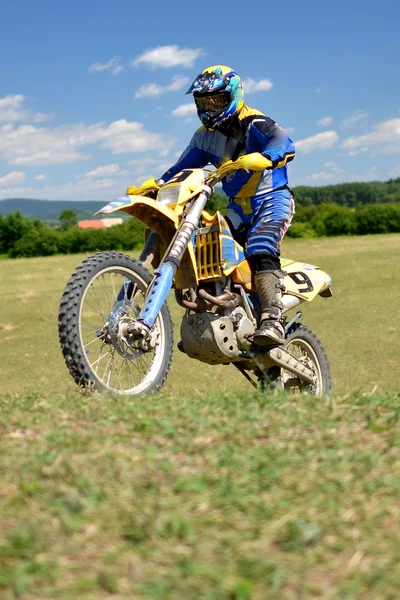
{"left": 58, "top": 161, "right": 332, "bottom": 397}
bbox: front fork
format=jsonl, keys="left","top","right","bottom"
{"left": 121, "top": 186, "right": 212, "bottom": 335}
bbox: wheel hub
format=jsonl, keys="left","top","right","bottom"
{"left": 104, "top": 300, "right": 143, "bottom": 359}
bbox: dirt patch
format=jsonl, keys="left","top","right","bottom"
{"left": 15, "top": 273, "right": 43, "bottom": 281}
{"left": 18, "top": 290, "right": 37, "bottom": 303}
{"left": 0, "top": 323, "right": 16, "bottom": 332}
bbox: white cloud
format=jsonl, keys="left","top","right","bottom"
{"left": 125, "top": 156, "right": 172, "bottom": 181}
{"left": 166, "top": 76, "right": 189, "bottom": 92}
{"left": 126, "top": 157, "right": 160, "bottom": 166}
{"left": 0, "top": 171, "right": 26, "bottom": 186}
{"left": 324, "top": 160, "right": 343, "bottom": 173}
{"left": 88, "top": 178, "right": 115, "bottom": 190}
{"left": 34, "top": 174, "right": 48, "bottom": 181}
{"left": 132, "top": 45, "right": 203, "bottom": 69}
{"left": 100, "top": 119, "right": 172, "bottom": 154}
{"left": 0, "top": 119, "right": 173, "bottom": 166}
{"left": 0, "top": 95, "right": 53, "bottom": 123}
{"left": 305, "top": 171, "right": 334, "bottom": 182}
{"left": 135, "top": 75, "right": 189, "bottom": 98}
{"left": 341, "top": 110, "right": 368, "bottom": 129}
{"left": 296, "top": 131, "right": 339, "bottom": 153}
{"left": 0, "top": 123, "right": 89, "bottom": 165}
{"left": 82, "top": 164, "right": 121, "bottom": 179}
{"left": 342, "top": 118, "right": 400, "bottom": 154}
{"left": 0, "top": 186, "right": 33, "bottom": 200}
{"left": 0, "top": 157, "right": 173, "bottom": 202}
{"left": 389, "top": 164, "right": 400, "bottom": 178}
{"left": 172, "top": 103, "right": 196, "bottom": 117}
{"left": 243, "top": 78, "right": 273, "bottom": 93}
{"left": 317, "top": 116, "right": 333, "bottom": 127}
{"left": 0, "top": 95, "right": 25, "bottom": 122}
{"left": 32, "top": 112, "right": 54, "bottom": 123}
{"left": 89, "top": 56, "right": 124, "bottom": 75}
{"left": 291, "top": 166, "right": 380, "bottom": 187}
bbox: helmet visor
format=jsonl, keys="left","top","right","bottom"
{"left": 195, "top": 93, "right": 230, "bottom": 116}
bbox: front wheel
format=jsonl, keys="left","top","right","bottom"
{"left": 58, "top": 251, "right": 173, "bottom": 396}
{"left": 281, "top": 323, "right": 331, "bottom": 396}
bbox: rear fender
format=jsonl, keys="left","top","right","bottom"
{"left": 96, "top": 195, "right": 198, "bottom": 289}
{"left": 281, "top": 259, "right": 332, "bottom": 301}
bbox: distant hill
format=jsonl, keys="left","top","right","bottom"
{"left": 0, "top": 198, "right": 106, "bottom": 221}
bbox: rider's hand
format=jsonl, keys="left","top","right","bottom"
{"left": 217, "top": 153, "right": 273, "bottom": 178}
{"left": 233, "top": 153, "right": 273, "bottom": 171}
{"left": 126, "top": 178, "right": 161, "bottom": 196}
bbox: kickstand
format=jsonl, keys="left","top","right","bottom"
{"left": 233, "top": 363, "right": 259, "bottom": 389}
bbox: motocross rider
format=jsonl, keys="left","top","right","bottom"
{"left": 129, "top": 65, "right": 295, "bottom": 346}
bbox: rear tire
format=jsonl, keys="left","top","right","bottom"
{"left": 282, "top": 323, "right": 331, "bottom": 396}
{"left": 58, "top": 251, "right": 173, "bottom": 396}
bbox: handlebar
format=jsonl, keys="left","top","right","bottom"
{"left": 127, "top": 154, "right": 273, "bottom": 196}
{"left": 205, "top": 154, "right": 273, "bottom": 187}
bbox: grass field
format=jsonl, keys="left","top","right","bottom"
{"left": 1, "top": 233, "right": 399, "bottom": 396}
{"left": 0, "top": 234, "right": 399, "bottom": 598}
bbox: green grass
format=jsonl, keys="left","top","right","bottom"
{"left": 0, "top": 388, "right": 399, "bottom": 599}
{"left": 0, "top": 234, "right": 399, "bottom": 598}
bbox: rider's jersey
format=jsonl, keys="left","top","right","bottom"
{"left": 161, "top": 105, "right": 295, "bottom": 212}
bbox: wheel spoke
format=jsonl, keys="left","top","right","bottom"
{"left": 89, "top": 282, "right": 108, "bottom": 317}
{"left": 83, "top": 336, "right": 102, "bottom": 350}
{"left": 99, "top": 273, "right": 113, "bottom": 308}
{"left": 110, "top": 272, "right": 118, "bottom": 302}
{"left": 91, "top": 347, "right": 112, "bottom": 370}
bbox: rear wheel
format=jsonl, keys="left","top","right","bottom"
{"left": 259, "top": 323, "right": 331, "bottom": 396}
{"left": 58, "top": 251, "right": 173, "bottom": 396}
{"left": 281, "top": 323, "right": 331, "bottom": 396}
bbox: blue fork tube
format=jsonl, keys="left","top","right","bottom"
{"left": 137, "top": 261, "right": 177, "bottom": 328}
{"left": 135, "top": 185, "right": 212, "bottom": 329}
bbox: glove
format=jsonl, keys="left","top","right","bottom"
{"left": 217, "top": 153, "right": 273, "bottom": 178}
{"left": 233, "top": 153, "right": 273, "bottom": 171}
{"left": 126, "top": 185, "right": 138, "bottom": 195}
{"left": 126, "top": 178, "right": 161, "bottom": 196}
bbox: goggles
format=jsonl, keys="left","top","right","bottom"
{"left": 195, "top": 93, "right": 229, "bottom": 115}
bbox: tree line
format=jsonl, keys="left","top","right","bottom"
{"left": 1, "top": 186, "right": 400, "bottom": 258}
{"left": 0, "top": 211, "right": 145, "bottom": 258}
{"left": 294, "top": 178, "right": 400, "bottom": 207}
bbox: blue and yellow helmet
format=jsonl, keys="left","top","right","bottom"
{"left": 186, "top": 65, "right": 244, "bottom": 130}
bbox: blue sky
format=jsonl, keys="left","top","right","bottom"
{"left": 1, "top": 0, "right": 399, "bottom": 201}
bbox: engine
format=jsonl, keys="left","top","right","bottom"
{"left": 180, "top": 306, "right": 254, "bottom": 365}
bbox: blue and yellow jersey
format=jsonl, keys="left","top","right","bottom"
{"left": 161, "top": 105, "right": 295, "bottom": 204}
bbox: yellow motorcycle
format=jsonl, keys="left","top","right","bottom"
{"left": 59, "top": 162, "right": 332, "bottom": 396}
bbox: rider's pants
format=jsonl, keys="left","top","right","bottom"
{"left": 226, "top": 189, "right": 294, "bottom": 259}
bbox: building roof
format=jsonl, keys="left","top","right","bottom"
{"left": 78, "top": 217, "right": 123, "bottom": 229}
{"left": 78, "top": 220, "right": 106, "bottom": 229}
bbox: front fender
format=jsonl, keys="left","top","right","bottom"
{"left": 96, "top": 195, "right": 198, "bottom": 289}
{"left": 96, "top": 194, "right": 179, "bottom": 231}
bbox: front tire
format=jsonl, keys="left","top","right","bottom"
{"left": 58, "top": 251, "right": 173, "bottom": 396}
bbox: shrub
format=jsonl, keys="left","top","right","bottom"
{"left": 10, "top": 225, "right": 60, "bottom": 258}
{"left": 286, "top": 222, "right": 317, "bottom": 238}
{"left": 355, "top": 204, "right": 400, "bottom": 235}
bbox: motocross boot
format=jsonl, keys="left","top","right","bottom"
{"left": 252, "top": 270, "right": 286, "bottom": 346}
